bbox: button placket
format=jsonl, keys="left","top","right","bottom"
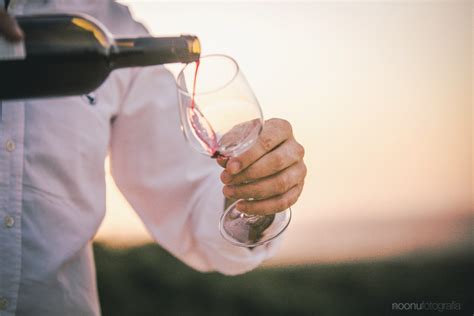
{"left": 0, "top": 100, "right": 25, "bottom": 316}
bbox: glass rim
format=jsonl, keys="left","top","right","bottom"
{"left": 176, "top": 54, "right": 241, "bottom": 97}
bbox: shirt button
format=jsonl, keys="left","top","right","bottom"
{"left": 4, "top": 215, "right": 15, "bottom": 228}
{"left": 5, "top": 139, "right": 16, "bottom": 152}
{"left": 0, "top": 297, "right": 8, "bottom": 310}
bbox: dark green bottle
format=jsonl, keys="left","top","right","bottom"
{"left": 0, "top": 13, "right": 201, "bottom": 100}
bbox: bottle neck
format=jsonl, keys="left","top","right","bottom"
{"left": 111, "top": 35, "right": 201, "bottom": 69}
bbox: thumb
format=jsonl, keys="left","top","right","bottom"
{"left": 0, "top": 10, "right": 24, "bottom": 42}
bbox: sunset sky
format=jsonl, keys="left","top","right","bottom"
{"left": 96, "top": 1, "right": 472, "bottom": 264}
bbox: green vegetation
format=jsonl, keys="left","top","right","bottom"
{"left": 94, "top": 243, "right": 473, "bottom": 316}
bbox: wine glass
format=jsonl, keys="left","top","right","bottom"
{"left": 176, "top": 54, "right": 291, "bottom": 247}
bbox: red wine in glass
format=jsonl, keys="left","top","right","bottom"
{"left": 188, "top": 60, "right": 262, "bottom": 159}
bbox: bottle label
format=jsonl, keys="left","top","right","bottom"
{"left": 0, "top": 37, "right": 26, "bottom": 60}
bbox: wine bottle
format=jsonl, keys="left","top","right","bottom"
{"left": 0, "top": 13, "right": 201, "bottom": 100}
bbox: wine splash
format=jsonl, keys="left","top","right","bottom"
{"left": 189, "top": 60, "right": 221, "bottom": 158}
{"left": 188, "top": 59, "right": 263, "bottom": 159}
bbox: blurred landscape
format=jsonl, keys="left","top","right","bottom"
{"left": 94, "top": 240, "right": 473, "bottom": 316}
{"left": 98, "top": 0, "right": 473, "bottom": 266}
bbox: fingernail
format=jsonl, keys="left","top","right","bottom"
{"left": 227, "top": 160, "right": 241, "bottom": 175}
{"left": 220, "top": 171, "right": 232, "bottom": 184}
{"left": 217, "top": 156, "right": 228, "bottom": 165}
{"left": 223, "top": 185, "right": 234, "bottom": 198}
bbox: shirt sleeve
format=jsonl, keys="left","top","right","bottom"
{"left": 109, "top": 65, "right": 282, "bottom": 275}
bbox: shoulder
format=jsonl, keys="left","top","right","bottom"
{"left": 59, "top": 0, "right": 150, "bottom": 37}
{"left": 100, "top": 1, "right": 149, "bottom": 36}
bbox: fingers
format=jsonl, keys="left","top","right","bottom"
{"left": 221, "top": 138, "right": 304, "bottom": 185}
{"left": 0, "top": 10, "right": 24, "bottom": 42}
{"left": 223, "top": 161, "right": 307, "bottom": 203}
{"left": 216, "top": 155, "right": 228, "bottom": 168}
{"left": 235, "top": 183, "right": 303, "bottom": 215}
{"left": 225, "top": 118, "right": 292, "bottom": 175}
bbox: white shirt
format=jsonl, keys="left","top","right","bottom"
{"left": 0, "top": 1, "right": 280, "bottom": 315}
